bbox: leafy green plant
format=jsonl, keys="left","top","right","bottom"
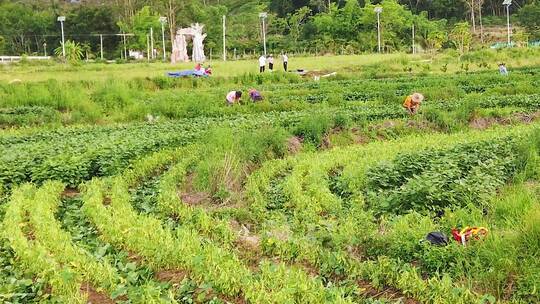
{"left": 54, "top": 40, "right": 84, "bottom": 63}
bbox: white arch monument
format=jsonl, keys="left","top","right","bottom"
{"left": 171, "top": 23, "right": 207, "bottom": 63}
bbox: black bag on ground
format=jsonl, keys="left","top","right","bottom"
{"left": 425, "top": 231, "right": 449, "bottom": 246}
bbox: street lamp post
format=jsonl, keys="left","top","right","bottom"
{"left": 223, "top": 15, "right": 227, "bottom": 61}
{"left": 159, "top": 17, "right": 167, "bottom": 61}
{"left": 57, "top": 16, "right": 66, "bottom": 57}
{"left": 100, "top": 34, "right": 104, "bottom": 60}
{"left": 259, "top": 12, "right": 268, "bottom": 56}
{"left": 150, "top": 27, "right": 155, "bottom": 59}
{"left": 147, "top": 34, "right": 150, "bottom": 62}
{"left": 374, "top": 7, "right": 383, "bottom": 53}
{"left": 412, "top": 23, "right": 415, "bottom": 54}
{"left": 503, "top": 0, "right": 512, "bottom": 47}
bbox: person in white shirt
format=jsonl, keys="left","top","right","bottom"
{"left": 282, "top": 53, "right": 288, "bottom": 72}
{"left": 268, "top": 55, "right": 274, "bottom": 71}
{"left": 259, "top": 55, "right": 266, "bottom": 73}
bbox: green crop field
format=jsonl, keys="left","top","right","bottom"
{"left": 1, "top": 49, "right": 540, "bottom": 304}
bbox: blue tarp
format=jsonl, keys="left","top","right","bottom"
{"left": 167, "top": 70, "right": 208, "bottom": 78}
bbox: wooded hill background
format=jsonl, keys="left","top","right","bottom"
{"left": 0, "top": 0, "right": 538, "bottom": 58}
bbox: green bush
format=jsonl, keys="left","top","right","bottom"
{"left": 91, "top": 80, "right": 137, "bottom": 110}
{"left": 365, "top": 137, "right": 527, "bottom": 214}
{"left": 293, "top": 114, "right": 332, "bottom": 146}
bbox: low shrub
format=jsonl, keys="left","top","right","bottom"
{"left": 293, "top": 114, "right": 333, "bottom": 146}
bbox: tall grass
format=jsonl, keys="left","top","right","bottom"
{"left": 192, "top": 126, "right": 290, "bottom": 202}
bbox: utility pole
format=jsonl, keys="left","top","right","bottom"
{"left": 259, "top": 12, "right": 268, "bottom": 56}
{"left": 223, "top": 15, "right": 227, "bottom": 61}
{"left": 503, "top": 0, "right": 512, "bottom": 46}
{"left": 479, "top": 0, "right": 484, "bottom": 43}
{"left": 117, "top": 33, "right": 131, "bottom": 59}
{"left": 57, "top": 16, "right": 66, "bottom": 57}
{"left": 147, "top": 34, "right": 150, "bottom": 62}
{"left": 159, "top": 17, "right": 167, "bottom": 61}
{"left": 471, "top": 0, "right": 476, "bottom": 33}
{"left": 412, "top": 23, "right": 415, "bottom": 54}
{"left": 100, "top": 34, "right": 104, "bottom": 60}
{"left": 123, "top": 34, "right": 127, "bottom": 59}
{"left": 374, "top": 7, "right": 383, "bottom": 53}
{"left": 150, "top": 27, "right": 155, "bottom": 59}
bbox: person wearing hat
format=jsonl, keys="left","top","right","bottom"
{"left": 403, "top": 93, "right": 424, "bottom": 115}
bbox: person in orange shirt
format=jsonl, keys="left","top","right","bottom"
{"left": 403, "top": 93, "right": 424, "bottom": 115}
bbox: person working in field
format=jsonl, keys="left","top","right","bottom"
{"left": 403, "top": 93, "right": 424, "bottom": 115}
{"left": 205, "top": 65, "right": 212, "bottom": 75}
{"left": 249, "top": 89, "right": 263, "bottom": 102}
{"left": 499, "top": 63, "right": 508, "bottom": 76}
{"left": 226, "top": 90, "right": 242, "bottom": 106}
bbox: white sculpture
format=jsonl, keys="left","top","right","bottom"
{"left": 191, "top": 23, "right": 207, "bottom": 62}
{"left": 171, "top": 23, "right": 207, "bottom": 63}
{"left": 172, "top": 32, "right": 189, "bottom": 62}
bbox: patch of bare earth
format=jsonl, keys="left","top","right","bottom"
{"left": 321, "top": 135, "right": 332, "bottom": 149}
{"left": 179, "top": 172, "right": 210, "bottom": 206}
{"left": 231, "top": 221, "right": 326, "bottom": 281}
{"left": 406, "top": 120, "right": 432, "bottom": 129}
{"left": 503, "top": 273, "right": 517, "bottom": 300}
{"left": 351, "top": 128, "right": 370, "bottom": 144}
{"left": 230, "top": 220, "right": 261, "bottom": 270}
{"left": 524, "top": 180, "right": 539, "bottom": 190}
{"left": 80, "top": 282, "right": 114, "bottom": 304}
{"left": 22, "top": 212, "right": 36, "bottom": 241}
{"left": 470, "top": 117, "right": 498, "bottom": 130}
{"left": 155, "top": 269, "right": 188, "bottom": 283}
{"left": 155, "top": 268, "right": 246, "bottom": 304}
{"left": 358, "top": 280, "right": 419, "bottom": 304}
{"left": 24, "top": 226, "right": 36, "bottom": 241}
{"left": 514, "top": 111, "right": 540, "bottom": 123}
{"left": 287, "top": 136, "right": 303, "bottom": 154}
{"left": 61, "top": 187, "right": 80, "bottom": 198}
{"left": 126, "top": 251, "right": 144, "bottom": 264}
{"left": 102, "top": 196, "right": 111, "bottom": 206}
{"left": 347, "top": 245, "right": 365, "bottom": 261}
{"left": 470, "top": 111, "right": 540, "bottom": 130}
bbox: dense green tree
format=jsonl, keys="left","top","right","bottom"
{"left": 310, "top": 1, "right": 365, "bottom": 51}
{"left": 65, "top": 5, "right": 119, "bottom": 57}
{"left": 426, "top": 30, "right": 447, "bottom": 52}
{"left": 449, "top": 21, "right": 472, "bottom": 54}
{"left": 0, "top": 0, "right": 529, "bottom": 58}
{"left": 0, "top": 35, "right": 6, "bottom": 54}
{"left": 517, "top": 2, "right": 540, "bottom": 39}
{"left": 118, "top": 6, "right": 161, "bottom": 52}
{"left": 0, "top": 2, "right": 53, "bottom": 54}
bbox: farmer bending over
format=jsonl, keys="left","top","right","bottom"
{"left": 403, "top": 93, "right": 424, "bottom": 115}
{"left": 226, "top": 90, "right": 242, "bottom": 106}
{"left": 249, "top": 89, "right": 263, "bottom": 102}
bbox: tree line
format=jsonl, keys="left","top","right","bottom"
{"left": 0, "top": 0, "right": 538, "bottom": 59}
